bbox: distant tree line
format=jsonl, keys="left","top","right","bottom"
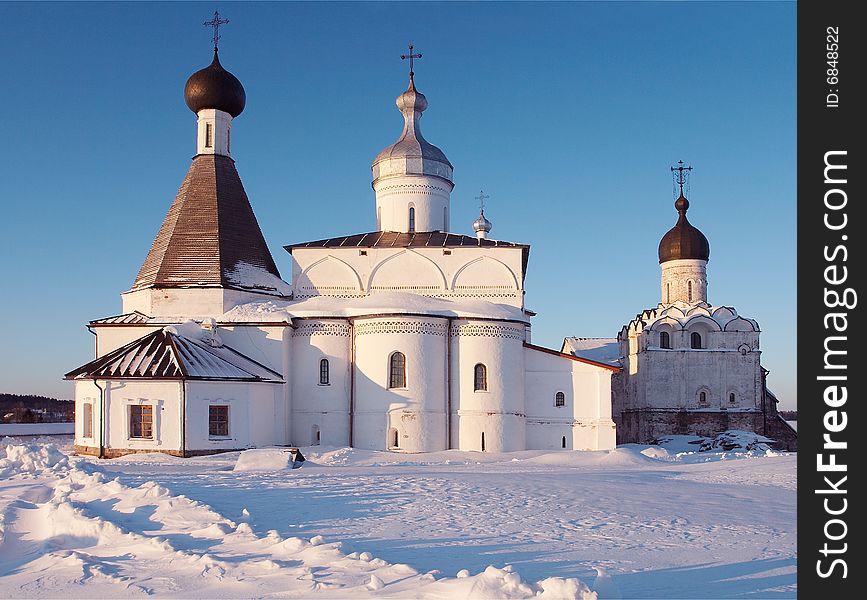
{"left": 778, "top": 410, "right": 797, "bottom": 421}
{"left": 0, "top": 394, "right": 74, "bottom": 423}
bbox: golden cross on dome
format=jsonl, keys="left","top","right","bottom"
{"left": 203, "top": 11, "right": 230, "bottom": 51}
{"left": 401, "top": 43, "right": 423, "bottom": 79}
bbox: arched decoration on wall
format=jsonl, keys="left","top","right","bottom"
{"left": 660, "top": 305, "right": 687, "bottom": 320}
{"left": 554, "top": 391, "right": 566, "bottom": 407}
{"left": 712, "top": 306, "right": 737, "bottom": 321}
{"left": 724, "top": 317, "right": 759, "bottom": 332}
{"left": 297, "top": 255, "right": 364, "bottom": 297}
{"left": 697, "top": 388, "right": 711, "bottom": 405}
{"left": 683, "top": 315, "right": 723, "bottom": 332}
{"left": 728, "top": 390, "right": 738, "bottom": 404}
{"left": 686, "top": 305, "right": 712, "bottom": 317}
{"left": 451, "top": 256, "right": 520, "bottom": 295}
{"left": 368, "top": 250, "right": 448, "bottom": 293}
{"left": 474, "top": 363, "right": 488, "bottom": 392}
{"left": 319, "top": 358, "right": 330, "bottom": 385}
{"left": 388, "top": 351, "right": 407, "bottom": 389}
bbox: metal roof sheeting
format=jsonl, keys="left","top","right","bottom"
{"left": 89, "top": 312, "right": 151, "bottom": 325}
{"left": 65, "top": 329, "right": 283, "bottom": 382}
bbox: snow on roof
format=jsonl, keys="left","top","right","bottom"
{"left": 561, "top": 337, "right": 621, "bottom": 367}
{"left": 221, "top": 292, "right": 530, "bottom": 323}
{"left": 65, "top": 324, "right": 283, "bottom": 382}
{"left": 224, "top": 261, "right": 292, "bottom": 296}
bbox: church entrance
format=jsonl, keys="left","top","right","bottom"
{"left": 311, "top": 425, "right": 320, "bottom": 446}
{"left": 389, "top": 427, "right": 399, "bottom": 449}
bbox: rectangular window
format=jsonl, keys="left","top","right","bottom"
{"left": 82, "top": 402, "right": 92, "bottom": 438}
{"left": 209, "top": 405, "right": 229, "bottom": 437}
{"left": 129, "top": 405, "right": 153, "bottom": 439}
{"left": 205, "top": 123, "right": 213, "bottom": 148}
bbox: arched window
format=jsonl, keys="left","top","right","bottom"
{"left": 474, "top": 363, "right": 487, "bottom": 391}
{"left": 443, "top": 206, "right": 449, "bottom": 230}
{"left": 699, "top": 391, "right": 707, "bottom": 404}
{"left": 554, "top": 391, "right": 566, "bottom": 407}
{"left": 729, "top": 392, "right": 736, "bottom": 404}
{"left": 408, "top": 207, "right": 416, "bottom": 232}
{"left": 481, "top": 432, "right": 486, "bottom": 452}
{"left": 691, "top": 332, "right": 702, "bottom": 349}
{"left": 389, "top": 352, "right": 406, "bottom": 389}
{"left": 205, "top": 123, "right": 213, "bottom": 148}
{"left": 688, "top": 281, "right": 693, "bottom": 302}
{"left": 659, "top": 331, "right": 671, "bottom": 349}
{"left": 666, "top": 282, "right": 671, "bottom": 304}
{"left": 561, "top": 436, "right": 566, "bottom": 449}
{"left": 319, "top": 358, "right": 330, "bottom": 385}
{"left": 389, "top": 427, "right": 399, "bottom": 449}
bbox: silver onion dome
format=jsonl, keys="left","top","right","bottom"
{"left": 473, "top": 210, "right": 492, "bottom": 234}
{"left": 371, "top": 76, "right": 454, "bottom": 188}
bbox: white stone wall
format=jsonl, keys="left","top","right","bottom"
{"left": 185, "top": 381, "right": 282, "bottom": 451}
{"left": 374, "top": 174, "right": 452, "bottom": 233}
{"left": 196, "top": 108, "right": 233, "bottom": 156}
{"left": 290, "top": 319, "right": 352, "bottom": 447}
{"left": 523, "top": 346, "right": 616, "bottom": 451}
{"left": 92, "top": 326, "right": 162, "bottom": 357}
{"left": 121, "top": 287, "right": 278, "bottom": 318}
{"left": 450, "top": 319, "right": 527, "bottom": 452}
{"left": 292, "top": 246, "right": 525, "bottom": 307}
{"left": 352, "top": 316, "right": 448, "bottom": 452}
{"left": 660, "top": 259, "right": 708, "bottom": 304}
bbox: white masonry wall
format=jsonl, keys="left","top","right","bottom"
{"left": 291, "top": 246, "right": 525, "bottom": 307}
{"left": 524, "top": 347, "right": 616, "bottom": 451}
{"left": 450, "top": 319, "right": 527, "bottom": 452}
{"left": 185, "top": 381, "right": 281, "bottom": 451}
{"left": 374, "top": 174, "right": 452, "bottom": 233}
{"left": 290, "top": 319, "right": 352, "bottom": 447}
{"left": 352, "top": 315, "right": 448, "bottom": 452}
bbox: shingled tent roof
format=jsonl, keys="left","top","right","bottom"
{"left": 130, "top": 154, "right": 286, "bottom": 295}
{"left": 65, "top": 327, "right": 283, "bottom": 382}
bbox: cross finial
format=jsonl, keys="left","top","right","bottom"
{"left": 400, "top": 43, "right": 423, "bottom": 80}
{"left": 476, "top": 190, "right": 490, "bottom": 213}
{"left": 671, "top": 160, "right": 693, "bottom": 197}
{"left": 203, "top": 10, "right": 230, "bottom": 51}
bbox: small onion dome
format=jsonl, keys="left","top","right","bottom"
{"left": 658, "top": 194, "right": 710, "bottom": 263}
{"left": 372, "top": 77, "right": 453, "bottom": 188}
{"left": 473, "top": 210, "right": 492, "bottom": 234}
{"left": 184, "top": 50, "right": 246, "bottom": 118}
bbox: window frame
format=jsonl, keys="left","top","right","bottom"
{"left": 659, "top": 331, "right": 671, "bottom": 349}
{"left": 319, "top": 358, "right": 330, "bottom": 386}
{"left": 205, "top": 122, "right": 213, "bottom": 148}
{"left": 554, "top": 391, "right": 566, "bottom": 408}
{"left": 82, "top": 402, "right": 93, "bottom": 439}
{"left": 691, "top": 331, "right": 703, "bottom": 349}
{"left": 129, "top": 404, "right": 154, "bottom": 440}
{"left": 208, "top": 405, "right": 230, "bottom": 438}
{"left": 408, "top": 206, "right": 416, "bottom": 232}
{"left": 388, "top": 351, "right": 407, "bottom": 389}
{"left": 473, "top": 363, "right": 488, "bottom": 392}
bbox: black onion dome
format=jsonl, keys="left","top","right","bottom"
{"left": 184, "top": 50, "right": 246, "bottom": 118}
{"left": 658, "top": 194, "right": 710, "bottom": 263}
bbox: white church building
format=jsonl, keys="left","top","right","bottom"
{"left": 66, "top": 47, "right": 619, "bottom": 458}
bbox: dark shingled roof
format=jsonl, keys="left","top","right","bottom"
{"left": 130, "top": 154, "right": 284, "bottom": 294}
{"left": 90, "top": 312, "right": 150, "bottom": 325}
{"left": 65, "top": 328, "right": 283, "bottom": 382}
{"left": 285, "top": 231, "right": 530, "bottom": 280}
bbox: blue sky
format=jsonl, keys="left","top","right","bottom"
{"left": 0, "top": 2, "right": 796, "bottom": 408}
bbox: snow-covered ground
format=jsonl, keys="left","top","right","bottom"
{"left": 0, "top": 435, "right": 795, "bottom": 598}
